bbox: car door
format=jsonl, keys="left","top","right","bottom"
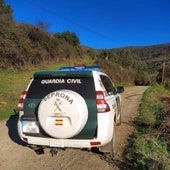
{"left": 100, "top": 75, "right": 118, "bottom": 116}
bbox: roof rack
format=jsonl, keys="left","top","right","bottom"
{"left": 59, "top": 66, "right": 101, "bottom": 71}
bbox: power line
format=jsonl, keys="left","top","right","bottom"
{"left": 24, "top": 0, "right": 124, "bottom": 46}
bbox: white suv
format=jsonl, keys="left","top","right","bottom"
{"left": 17, "top": 66, "right": 124, "bottom": 157}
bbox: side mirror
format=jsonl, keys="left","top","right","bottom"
{"left": 117, "top": 86, "right": 124, "bottom": 93}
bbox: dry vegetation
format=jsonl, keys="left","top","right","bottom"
{"left": 1, "top": 0, "right": 170, "bottom": 85}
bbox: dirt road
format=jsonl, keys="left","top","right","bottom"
{"left": 0, "top": 86, "right": 149, "bottom": 170}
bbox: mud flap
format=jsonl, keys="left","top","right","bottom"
{"left": 98, "top": 122, "right": 116, "bottom": 159}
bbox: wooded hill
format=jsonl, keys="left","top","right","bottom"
{"left": 1, "top": 0, "right": 170, "bottom": 85}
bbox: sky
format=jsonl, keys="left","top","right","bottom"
{"left": 4, "top": 0, "right": 170, "bottom": 49}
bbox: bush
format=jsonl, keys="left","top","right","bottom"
{"left": 125, "top": 84, "right": 170, "bottom": 170}
{"left": 126, "top": 133, "right": 169, "bottom": 170}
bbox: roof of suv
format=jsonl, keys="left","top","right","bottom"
{"left": 34, "top": 66, "right": 102, "bottom": 78}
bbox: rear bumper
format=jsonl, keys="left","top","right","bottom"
{"left": 18, "top": 112, "right": 114, "bottom": 149}
{"left": 25, "top": 136, "right": 99, "bottom": 148}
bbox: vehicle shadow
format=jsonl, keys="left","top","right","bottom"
{"left": 99, "top": 153, "right": 130, "bottom": 170}
{"left": 6, "top": 114, "right": 27, "bottom": 146}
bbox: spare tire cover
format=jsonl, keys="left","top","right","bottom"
{"left": 38, "top": 89, "right": 88, "bottom": 138}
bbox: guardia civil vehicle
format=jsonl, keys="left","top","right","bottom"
{"left": 17, "top": 66, "right": 124, "bottom": 157}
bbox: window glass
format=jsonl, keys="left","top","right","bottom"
{"left": 27, "top": 77, "right": 95, "bottom": 99}
{"left": 100, "top": 75, "right": 116, "bottom": 95}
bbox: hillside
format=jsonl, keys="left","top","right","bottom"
{"left": 117, "top": 44, "right": 170, "bottom": 82}
{"left": 124, "top": 43, "right": 170, "bottom": 75}
{"left": 0, "top": 0, "right": 170, "bottom": 84}
{"left": 124, "top": 43, "right": 170, "bottom": 59}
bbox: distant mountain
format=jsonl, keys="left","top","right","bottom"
{"left": 123, "top": 43, "right": 170, "bottom": 59}
{"left": 93, "top": 43, "right": 170, "bottom": 83}
{"left": 124, "top": 43, "right": 170, "bottom": 82}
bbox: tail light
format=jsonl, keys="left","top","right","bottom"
{"left": 90, "top": 141, "right": 101, "bottom": 146}
{"left": 18, "top": 90, "right": 27, "bottom": 111}
{"left": 96, "top": 91, "right": 110, "bottom": 113}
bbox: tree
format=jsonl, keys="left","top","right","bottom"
{"left": 54, "top": 31, "right": 80, "bottom": 46}
{"left": 35, "top": 20, "right": 50, "bottom": 32}
{"left": 0, "top": 0, "right": 14, "bottom": 24}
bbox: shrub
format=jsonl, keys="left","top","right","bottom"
{"left": 125, "top": 84, "right": 170, "bottom": 170}
{"left": 126, "top": 133, "right": 169, "bottom": 170}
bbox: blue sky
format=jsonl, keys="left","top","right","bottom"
{"left": 4, "top": 0, "right": 170, "bottom": 49}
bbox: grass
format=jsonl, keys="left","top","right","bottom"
{"left": 0, "top": 63, "right": 69, "bottom": 120}
{"left": 124, "top": 83, "right": 170, "bottom": 170}
{"left": 0, "top": 59, "right": 96, "bottom": 120}
{"left": 0, "top": 70, "right": 30, "bottom": 119}
{"left": 137, "top": 83, "right": 169, "bottom": 129}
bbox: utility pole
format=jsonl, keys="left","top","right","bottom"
{"left": 162, "top": 57, "right": 166, "bottom": 83}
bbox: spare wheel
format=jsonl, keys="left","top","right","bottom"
{"left": 38, "top": 89, "right": 88, "bottom": 138}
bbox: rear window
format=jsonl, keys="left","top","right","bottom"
{"left": 100, "top": 75, "right": 116, "bottom": 95}
{"left": 27, "top": 77, "right": 95, "bottom": 99}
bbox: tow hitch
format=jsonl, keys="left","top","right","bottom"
{"left": 28, "top": 145, "right": 44, "bottom": 155}
{"left": 50, "top": 147, "right": 58, "bottom": 157}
